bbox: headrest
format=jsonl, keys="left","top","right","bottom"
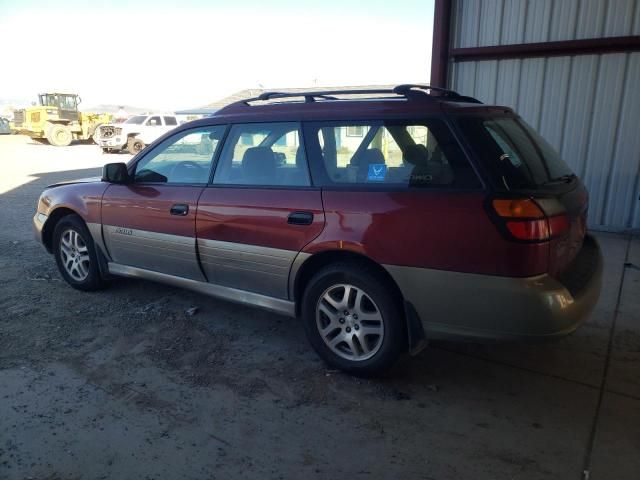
{"left": 404, "top": 144, "right": 429, "bottom": 166}
{"left": 295, "top": 146, "right": 306, "bottom": 164}
{"left": 242, "top": 147, "right": 276, "bottom": 183}
{"left": 352, "top": 148, "right": 385, "bottom": 167}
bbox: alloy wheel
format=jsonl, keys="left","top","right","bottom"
{"left": 316, "top": 283, "right": 385, "bottom": 361}
{"left": 59, "top": 229, "right": 90, "bottom": 281}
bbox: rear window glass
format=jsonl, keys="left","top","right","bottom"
{"left": 309, "top": 119, "right": 480, "bottom": 189}
{"left": 456, "top": 115, "right": 574, "bottom": 190}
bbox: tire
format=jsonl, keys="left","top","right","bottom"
{"left": 46, "top": 124, "right": 73, "bottom": 147}
{"left": 101, "top": 147, "right": 110, "bottom": 154}
{"left": 53, "top": 214, "right": 105, "bottom": 291}
{"left": 301, "top": 262, "right": 406, "bottom": 376}
{"left": 127, "top": 137, "right": 145, "bottom": 155}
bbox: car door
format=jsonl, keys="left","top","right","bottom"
{"left": 196, "top": 121, "right": 325, "bottom": 299}
{"left": 138, "top": 115, "right": 162, "bottom": 144}
{"left": 102, "top": 124, "right": 227, "bottom": 281}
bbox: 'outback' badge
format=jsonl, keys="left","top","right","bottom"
{"left": 114, "top": 227, "right": 133, "bottom": 236}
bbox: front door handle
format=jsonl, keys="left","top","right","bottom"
{"left": 170, "top": 204, "right": 189, "bottom": 216}
{"left": 288, "top": 211, "right": 313, "bottom": 225}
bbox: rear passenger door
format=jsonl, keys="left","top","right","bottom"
{"left": 196, "top": 122, "right": 325, "bottom": 299}
{"left": 302, "top": 120, "right": 487, "bottom": 272}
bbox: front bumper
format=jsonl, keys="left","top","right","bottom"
{"left": 33, "top": 212, "right": 48, "bottom": 248}
{"left": 385, "top": 234, "right": 603, "bottom": 342}
{"left": 98, "top": 138, "right": 126, "bottom": 149}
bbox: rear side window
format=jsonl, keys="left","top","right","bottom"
{"left": 307, "top": 119, "right": 480, "bottom": 189}
{"left": 164, "top": 116, "right": 178, "bottom": 126}
{"left": 455, "top": 115, "right": 574, "bottom": 190}
{"left": 213, "top": 122, "right": 311, "bottom": 187}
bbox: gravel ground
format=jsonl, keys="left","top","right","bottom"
{"left": 0, "top": 134, "right": 638, "bottom": 480}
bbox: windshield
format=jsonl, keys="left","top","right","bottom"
{"left": 125, "top": 115, "right": 146, "bottom": 125}
{"left": 456, "top": 115, "right": 574, "bottom": 190}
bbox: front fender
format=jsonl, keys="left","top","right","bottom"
{"left": 37, "top": 181, "right": 109, "bottom": 251}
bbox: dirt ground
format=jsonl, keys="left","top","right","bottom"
{"left": 0, "top": 134, "right": 638, "bottom": 480}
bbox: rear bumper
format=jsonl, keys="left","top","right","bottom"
{"left": 17, "top": 129, "right": 45, "bottom": 138}
{"left": 385, "top": 234, "right": 603, "bottom": 342}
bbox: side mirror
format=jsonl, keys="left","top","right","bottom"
{"left": 102, "top": 163, "right": 131, "bottom": 184}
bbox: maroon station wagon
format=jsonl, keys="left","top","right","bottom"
{"left": 34, "top": 85, "right": 603, "bottom": 375}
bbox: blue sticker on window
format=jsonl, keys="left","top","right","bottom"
{"left": 367, "top": 164, "right": 387, "bottom": 182}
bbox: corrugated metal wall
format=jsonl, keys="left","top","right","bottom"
{"left": 449, "top": 0, "right": 640, "bottom": 231}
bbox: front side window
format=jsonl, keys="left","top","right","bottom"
{"left": 310, "top": 119, "right": 480, "bottom": 188}
{"left": 133, "top": 125, "right": 226, "bottom": 184}
{"left": 213, "top": 122, "right": 310, "bottom": 187}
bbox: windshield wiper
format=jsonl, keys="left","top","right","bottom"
{"left": 542, "top": 173, "right": 576, "bottom": 185}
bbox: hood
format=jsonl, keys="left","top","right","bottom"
{"left": 46, "top": 177, "right": 102, "bottom": 188}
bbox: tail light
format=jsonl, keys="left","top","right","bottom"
{"left": 491, "top": 198, "right": 569, "bottom": 242}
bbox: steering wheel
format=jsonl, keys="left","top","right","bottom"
{"left": 169, "top": 161, "right": 204, "bottom": 182}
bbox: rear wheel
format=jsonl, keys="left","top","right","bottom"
{"left": 53, "top": 214, "right": 105, "bottom": 291}
{"left": 301, "top": 263, "right": 405, "bottom": 375}
{"left": 127, "top": 137, "right": 145, "bottom": 155}
{"left": 46, "top": 124, "right": 73, "bottom": 147}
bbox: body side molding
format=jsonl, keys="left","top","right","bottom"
{"left": 107, "top": 262, "right": 296, "bottom": 317}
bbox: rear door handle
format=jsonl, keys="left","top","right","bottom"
{"left": 288, "top": 211, "right": 313, "bottom": 225}
{"left": 170, "top": 204, "right": 189, "bottom": 216}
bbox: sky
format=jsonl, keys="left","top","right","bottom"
{"left": 0, "top": 0, "right": 435, "bottom": 111}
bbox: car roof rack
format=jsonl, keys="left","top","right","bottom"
{"left": 220, "top": 84, "right": 482, "bottom": 112}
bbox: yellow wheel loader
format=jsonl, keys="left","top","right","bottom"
{"left": 11, "top": 93, "right": 112, "bottom": 146}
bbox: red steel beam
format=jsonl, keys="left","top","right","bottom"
{"left": 450, "top": 35, "right": 640, "bottom": 62}
{"left": 430, "top": 0, "right": 452, "bottom": 88}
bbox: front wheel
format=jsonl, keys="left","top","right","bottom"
{"left": 301, "top": 263, "right": 406, "bottom": 376}
{"left": 53, "top": 214, "right": 105, "bottom": 291}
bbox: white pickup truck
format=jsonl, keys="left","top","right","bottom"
{"left": 95, "top": 114, "right": 180, "bottom": 154}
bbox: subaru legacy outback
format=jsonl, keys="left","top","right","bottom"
{"left": 34, "top": 85, "right": 603, "bottom": 375}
